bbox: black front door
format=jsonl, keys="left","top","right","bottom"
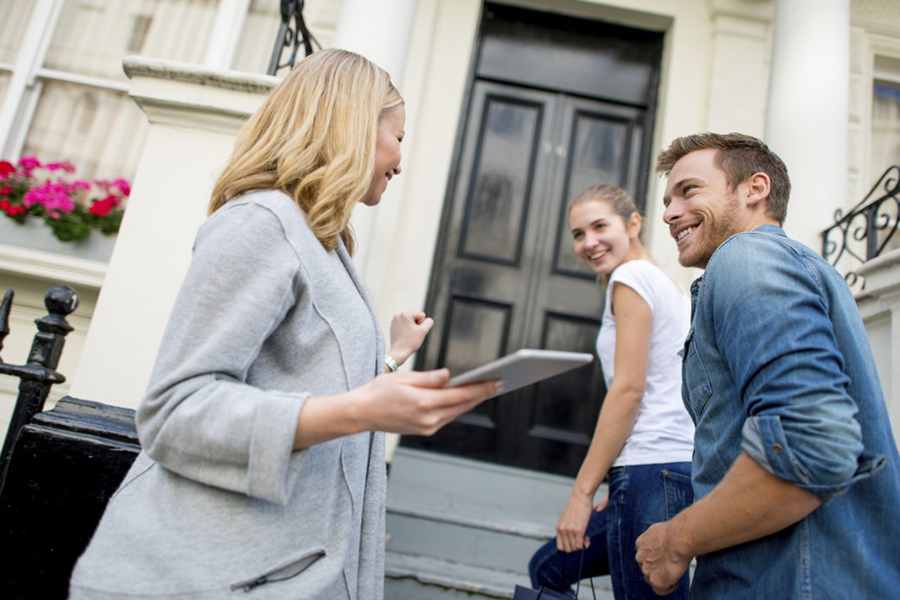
{"left": 405, "top": 3, "right": 663, "bottom": 476}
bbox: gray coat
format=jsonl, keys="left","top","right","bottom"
{"left": 69, "top": 190, "right": 386, "bottom": 599}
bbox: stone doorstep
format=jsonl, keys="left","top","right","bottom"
{"left": 386, "top": 447, "right": 597, "bottom": 535}
{"left": 385, "top": 447, "right": 615, "bottom": 595}
{"left": 385, "top": 550, "right": 614, "bottom": 600}
{"left": 386, "top": 506, "right": 544, "bottom": 575}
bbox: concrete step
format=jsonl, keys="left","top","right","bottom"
{"left": 386, "top": 448, "right": 569, "bottom": 573}
{"left": 385, "top": 448, "right": 614, "bottom": 598}
{"left": 385, "top": 550, "right": 614, "bottom": 600}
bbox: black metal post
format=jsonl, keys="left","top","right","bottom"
{"left": 266, "top": 0, "right": 319, "bottom": 76}
{"left": 866, "top": 203, "right": 880, "bottom": 260}
{"left": 0, "top": 286, "right": 79, "bottom": 490}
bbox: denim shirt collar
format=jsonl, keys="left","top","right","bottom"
{"left": 689, "top": 224, "right": 785, "bottom": 320}
{"left": 753, "top": 223, "right": 786, "bottom": 236}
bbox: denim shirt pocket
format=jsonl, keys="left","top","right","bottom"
{"left": 682, "top": 328, "right": 713, "bottom": 420}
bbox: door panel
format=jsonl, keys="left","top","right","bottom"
{"left": 552, "top": 100, "right": 644, "bottom": 279}
{"left": 459, "top": 96, "right": 542, "bottom": 264}
{"left": 514, "top": 97, "right": 645, "bottom": 474}
{"left": 411, "top": 81, "right": 559, "bottom": 462}
{"left": 478, "top": 3, "right": 665, "bottom": 105}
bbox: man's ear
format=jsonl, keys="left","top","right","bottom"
{"left": 745, "top": 172, "right": 771, "bottom": 211}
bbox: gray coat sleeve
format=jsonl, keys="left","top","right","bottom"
{"left": 136, "top": 202, "right": 308, "bottom": 505}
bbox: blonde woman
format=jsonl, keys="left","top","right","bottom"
{"left": 69, "top": 50, "right": 497, "bottom": 600}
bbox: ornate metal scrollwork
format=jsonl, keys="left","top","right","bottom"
{"left": 267, "top": 0, "right": 321, "bottom": 76}
{"left": 822, "top": 165, "right": 900, "bottom": 290}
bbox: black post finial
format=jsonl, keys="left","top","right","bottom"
{"left": 0, "top": 285, "right": 79, "bottom": 491}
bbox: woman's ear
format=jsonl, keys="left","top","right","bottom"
{"left": 628, "top": 211, "right": 643, "bottom": 239}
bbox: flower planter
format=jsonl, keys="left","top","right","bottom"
{"left": 0, "top": 217, "right": 116, "bottom": 262}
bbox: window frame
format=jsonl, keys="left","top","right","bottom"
{"left": 0, "top": 0, "right": 252, "bottom": 161}
{"left": 860, "top": 32, "right": 900, "bottom": 189}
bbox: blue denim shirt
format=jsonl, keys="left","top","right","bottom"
{"left": 684, "top": 225, "right": 900, "bottom": 599}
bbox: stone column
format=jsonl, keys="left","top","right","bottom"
{"left": 765, "top": 0, "right": 850, "bottom": 251}
{"left": 69, "top": 58, "right": 275, "bottom": 407}
{"left": 333, "top": 0, "right": 418, "bottom": 280}
{"left": 330, "top": 0, "right": 418, "bottom": 462}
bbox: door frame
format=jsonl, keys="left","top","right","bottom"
{"left": 417, "top": 2, "right": 667, "bottom": 359}
{"left": 407, "top": 2, "right": 664, "bottom": 473}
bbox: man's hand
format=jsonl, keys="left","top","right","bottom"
{"left": 635, "top": 520, "right": 691, "bottom": 596}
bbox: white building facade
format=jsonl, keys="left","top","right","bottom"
{"left": 1, "top": 1, "right": 900, "bottom": 594}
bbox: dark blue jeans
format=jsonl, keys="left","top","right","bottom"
{"left": 529, "top": 462, "right": 693, "bottom": 600}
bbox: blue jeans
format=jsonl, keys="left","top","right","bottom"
{"left": 528, "top": 462, "right": 693, "bottom": 600}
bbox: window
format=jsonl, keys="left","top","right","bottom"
{"left": 10, "top": 0, "right": 220, "bottom": 180}
{"left": 870, "top": 55, "right": 900, "bottom": 255}
{"left": 0, "top": 0, "right": 331, "bottom": 261}
{"left": 871, "top": 80, "right": 900, "bottom": 173}
{"left": 0, "top": 2, "right": 35, "bottom": 104}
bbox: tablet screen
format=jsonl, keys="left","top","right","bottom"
{"left": 448, "top": 349, "right": 593, "bottom": 396}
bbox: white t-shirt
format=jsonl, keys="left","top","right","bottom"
{"left": 595, "top": 259, "right": 694, "bottom": 467}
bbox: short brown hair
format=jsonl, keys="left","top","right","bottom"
{"left": 655, "top": 132, "right": 791, "bottom": 223}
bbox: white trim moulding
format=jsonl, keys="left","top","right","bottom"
{"left": 0, "top": 244, "right": 106, "bottom": 289}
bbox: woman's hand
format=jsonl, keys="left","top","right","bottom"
{"left": 294, "top": 369, "right": 499, "bottom": 449}
{"left": 388, "top": 311, "right": 434, "bottom": 366}
{"left": 355, "top": 369, "right": 498, "bottom": 436}
{"left": 556, "top": 491, "right": 607, "bottom": 553}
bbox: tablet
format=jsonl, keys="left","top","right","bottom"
{"left": 448, "top": 349, "right": 594, "bottom": 397}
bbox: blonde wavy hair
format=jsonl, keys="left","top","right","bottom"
{"left": 209, "top": 49, "right": 403, "bottom": 254}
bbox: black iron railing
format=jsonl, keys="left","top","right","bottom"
{"left": 0, "top": 286, "right": 78, "bottom": 490}
{"left": 822, "top": 165, "right": 900, "bottom": 288}
{"left": 267, "top": 0, "right": 320, "bottom": 76}
{"left": 0, "top": 286, "right": 142, "bottom": 598}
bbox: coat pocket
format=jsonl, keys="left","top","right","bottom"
{"left": 230, "top": 547, "right": 326, "bottom": 593}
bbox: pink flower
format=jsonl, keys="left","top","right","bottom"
{"left": 112, "top": 178, "right": 131, "bottom": 196}
{"left": 71, "top": 179, "right": 91, "bottom": 191}
{"left": 23, "top": 182, "right": 75, "bottom": 213}
{"left": 18, "top": 156, "right": 41, "bottom": 171}
{"left": 46, "top": 160, "right": 76, "bottom": 173}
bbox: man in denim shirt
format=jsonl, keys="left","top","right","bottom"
{"left": 634, "top": 132, "right": 900, "bottom": 598}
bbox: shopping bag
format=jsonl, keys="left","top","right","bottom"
{"left": 513, "top": 550, "right": 596, "bottom": 599}
{"left": 512, "top": 584, "right": 577, "bottom": 599}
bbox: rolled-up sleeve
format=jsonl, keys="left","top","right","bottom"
{"left": 136, "top": 202, "right": 308, "bottom": 505}
{"left": 707, "top": 236, "right": 865, "bottom": 499}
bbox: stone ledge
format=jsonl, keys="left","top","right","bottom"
{"left": 0, "top": 243, "right": 106, "bottom": 289}
{"left": 122, "top": 56, "right": 278, "bottom": 94}
{"left": 856, "top": 248, "right": 900, "bottom": 300}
